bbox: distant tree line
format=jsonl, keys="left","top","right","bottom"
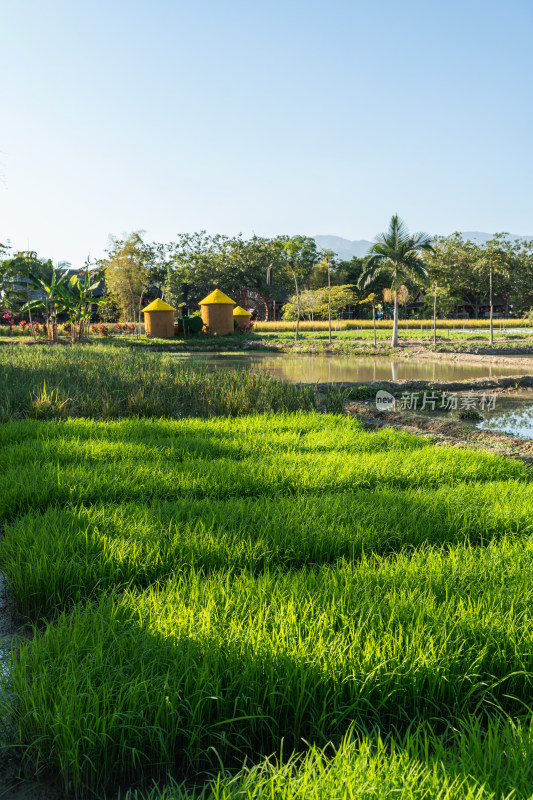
{"left": 1, "top": 226, "right": 532, "bottom": 331}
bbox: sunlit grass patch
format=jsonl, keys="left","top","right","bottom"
{"left": 5, "top": 540, "right": 533, "bottom": 794}
{"left": 3, "top": 479, "right": 533, "bottom": 619}
{"left": 1, "top": 407, "right": 532, "bottom": 797}
{"left": 126, "top": 721, "right": 533, "bottom": 800}
{"left": 0, "top": 417, "right": 526, "bottom": 526}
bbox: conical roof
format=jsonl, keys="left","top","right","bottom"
{"left": 198, "top": 289, "right": 235, "bottom": 305}
{"left": 142, "top": 298, "right": 175, "bottom": 313}
{"left": 233, "top": 305, "right": 252, "bottom": 317}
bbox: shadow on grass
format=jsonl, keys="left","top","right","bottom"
{"left": 3, "top": 478, "right": 532, "bottom": 620}
{"left": 4, "top": 583, "right": 533, "bottom": 797}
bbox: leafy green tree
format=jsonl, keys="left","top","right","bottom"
{"left": 281, "top": 236, "right": 323, "bottom": 340}
{"left": 282, "top": 285, "right": 358, "bottom": 321}
{"left": 100, "top": 233, "right": 150, "bottom": 328}
{"left": 421, "top": 283, "right": 455, "bottom": 319}
{"left": 358, "top": 215, "right": 434, "bottom": 347}
{"left": 164, "top": 232, "right": 308, "bottom": 310}
{"left": 427, "top": 234, "right": 482, "bottom": 317}
{"left": 359, "top": 292, "right": 381, "bottom": 347}
{"left": 0, "top": 250, "right": 55, "bottom": 313}
{"left": 308, "top": 251, "right": 346, "bottom": 289}
{"left": 509, "top": 240, "right": 533, "bottom": 315}
{"left": 426, "top": 233, "right": 526, "bottom": 319}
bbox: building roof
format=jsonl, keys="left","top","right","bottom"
{"left": 142, "top": 298, "right": 175, "bottom": 313}
{"left": 233, "top": 305, "right": 252, "bottom": 317}
{"left": 198, "top": 289, "right": 235, "bottom": 305}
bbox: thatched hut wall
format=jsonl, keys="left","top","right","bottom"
{"left": 201, "top": 304, "right": 234, "bottom": 335}
{"left": 144, "top": 310, "right": 175, "bottom": 338}
{"left": 199, "top": 289, "right": 236, "bottom": 335}
{"left": 142, "top": 298, "right": 176, "bottom": 339}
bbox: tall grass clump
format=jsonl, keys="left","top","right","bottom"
{"left": 0, "top": 344, "right": 317, "bottom": 420}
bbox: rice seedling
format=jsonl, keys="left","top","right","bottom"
{"left": 1, "top": 404, "right": 532, "bottom": 796}
{"left": 0, "top": 417, "right": 526, "bottom": 526}
{"left": 5, "top": 538, "right": 533, "bottom": 794}
{"left": 4, "top": 477, "right": 532, "bottom": 619}
{"left": 128, "top": 720, "right": 533, "bottom": 800}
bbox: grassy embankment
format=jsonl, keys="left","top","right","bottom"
{"left": 2, "top": 318, "right": 531, "bottom": 338}
{"left": 2, "top": 319, "right": 532, "bottom": 356}
{"left": 1, "top": 346, "right": 533, "bottom": 798}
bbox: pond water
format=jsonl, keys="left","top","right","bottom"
{"left": 476, "top": 391, "right": 533, "bottom": 440}
{"left": 409, "top": 390, "right": 533, "bottom": 440}
{"left": 175, "top": 352, "right": 533, "bottom": 384}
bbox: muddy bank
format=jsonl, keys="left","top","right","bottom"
{"left": 346, "top": 401, "right": 533, "bottom": 466}
{"left": 313, "top": 374, "right": 533, "bottom": 394}
{"left": 397, "top": 349, "right": 533, "bottom": 367}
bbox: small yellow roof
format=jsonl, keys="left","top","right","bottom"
{"left": 233, "top": 305, "right": 252, "bottom": 317}
{"left": 142, "top": 298, "right": 175, "bottom": 313}
{"left": 198, "top": 289, "right": 235, "bottom": 305}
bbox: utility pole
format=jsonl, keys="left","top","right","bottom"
{"left": 327, "top": 255, "right": 332, "bottom": 345}
{"left": 433, "top": 281, "right": 437, "bottom": 347}
{"left": 489, "top": 259, "right": 494, "bottom": 346}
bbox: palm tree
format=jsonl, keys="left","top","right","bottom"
{"left": 358, "top": 215, "right": 434, "bottom": 347}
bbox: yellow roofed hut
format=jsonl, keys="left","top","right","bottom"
{"left": 198, "top": 289, "right": 235, "bottom": 335}
{"left": 233, "top": 305, "right": 252, "bottom": 330}
{"left": 142, "top": 298, "right": 175, "bottom": 338}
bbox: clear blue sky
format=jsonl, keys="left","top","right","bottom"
{"left": 1, "top": 0, "right": 532, "bottom": 266}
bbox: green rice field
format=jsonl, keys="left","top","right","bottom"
{"left": 1, "top": 403, "right": 533, "bottom": 798}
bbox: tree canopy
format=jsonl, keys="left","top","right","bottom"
{"left": 426, "top": 233, "right": 533, "bottom": 317}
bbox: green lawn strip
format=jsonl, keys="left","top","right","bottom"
{"left": 4, "top": 541, "right": 533, "bottom": 795}
{"left": 3, "top": 481, "right": 533, "bottom": 619}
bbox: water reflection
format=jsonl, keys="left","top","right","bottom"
{"left": 177, "top": 353, "right": 533, "bottom": 385}
{"left": 477, "top": 392, "right": 533, "bottom": 439}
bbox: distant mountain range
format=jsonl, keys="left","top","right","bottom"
{"left": 314, "top": 232, "right": 533, "bottom": 260}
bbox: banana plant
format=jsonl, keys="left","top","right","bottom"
{"left": 21, "top": 264, "right": 72, "bottom": 342}
{"left": 21, "top": 263, "right": 105, "bottom": 342}
{"left": 63, "top": 265, "right": 106, "bottom": 341}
